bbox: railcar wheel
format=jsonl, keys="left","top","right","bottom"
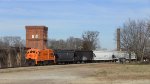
{"left": 31, "top": 60, "right": 36, "bottom": 66}
{"left": 26, "top": 59, "right": 36, "bottom": 66}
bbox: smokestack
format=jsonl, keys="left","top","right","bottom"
{"left": 117, "top": 28, "right": 120, "bottom": 51}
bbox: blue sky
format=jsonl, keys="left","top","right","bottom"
{"left": 0, "top": 0, "right": 150, "bottom": 50}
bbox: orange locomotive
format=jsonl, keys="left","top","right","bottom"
{"left": 26, "top": 48, "right": 55, "bottom": 66}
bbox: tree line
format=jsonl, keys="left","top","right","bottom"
{"left": 0, "top": 31, "right": 100, "bottom": 51}
{"left": 48, "top": 31, "right": 100, "bottom": 51}
{"left": 0, "top": 36, "right": 25, "bottom": 48}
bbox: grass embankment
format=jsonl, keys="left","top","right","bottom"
{"left": 92, "top": 63, "right": 150, "bottom": 80}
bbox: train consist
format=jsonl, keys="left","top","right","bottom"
{"left": 26, "top": 49, "right": 94, "bottom": 65}
{"left": 25, "top": 48, "right": 136, "bottom": 66}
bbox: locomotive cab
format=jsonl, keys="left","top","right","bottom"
{"left": 26, "top": 49, "right": 40, "bottom": 66}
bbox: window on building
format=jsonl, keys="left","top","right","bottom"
{"left": 35, "top": 34, "right": 38, "bottom": 39}
{"left": 32, "top": 35, "right": 34, "bottom": 38}
{"left": 33, "top": 51, "right": 35, "bottom": 53}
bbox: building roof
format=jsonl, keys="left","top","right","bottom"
{"left": 25, "top": 26, "right": 48, "bottom": 30}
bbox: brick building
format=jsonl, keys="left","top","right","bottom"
{"left": 26, "top": 26, "right": 48, "bottom": 50}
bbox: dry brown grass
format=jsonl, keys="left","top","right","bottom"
{"left": 89, "top": 63, "right": 150, "bottom": 80}
{"left": 0, "top": 63, "right": 150, "bottom": 84}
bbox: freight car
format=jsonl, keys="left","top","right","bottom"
{"left": 93, "top": 51, "right": 115, "bottom": 62}
{"left": 74, "top": 51, "right": 93, "bottom": 63}
{"left": 54, "top": 50, "right": 94, "bottom": 64}
{"left": 54, "top": 50, "right": 75, "bottom": 64}
{"left": 93, "top": 51, "right": 136, "bottom": 63}
{"left": 113, "top": 51, "right": 136, "bottom": 61}
{"left": 25, "top": 48, "right": 55, "bottom": 66}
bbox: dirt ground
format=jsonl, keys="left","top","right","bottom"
{"left": 0, "top": 63, "right": 150, "bottom": 84}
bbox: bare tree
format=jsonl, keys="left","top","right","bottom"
{"left": 48, "top": 39, "right": 57, "bottom": 49}
{"left": 48, "top": 31, "right": 100, "bottom": 51}
{"left": 0, "top": 36, "right": 25, "bottom": 68}
{"left": 0, "top": 36, "right": 23, "bottom": 48}
{"left": 48, "top": 39, "right": 66, "bottom": 50}
{"left": 82, "top": 31, "right": 100, "bottom": 50}
{"left": 48, "top": 37, "right": 82, "bottom": 50}
{"left": 66, "top": 37, "right": 82, "bottom": 50}
{"left": 120, "top": 19, "right": 150, "bottom": 63}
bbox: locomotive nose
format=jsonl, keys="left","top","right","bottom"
{"left": 27, "top": 54, "right": 32, "bottom": 59}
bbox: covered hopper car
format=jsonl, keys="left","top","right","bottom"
{"left": 93, "top": 51, "right": 115, "bottom": 62}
